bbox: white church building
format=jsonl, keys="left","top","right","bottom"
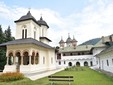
{"left": 95, "top": 35, "right": 113, "bottom": 73}
{"left": 56, "top": 34, "right": 113, "bottom": 71}
{"left": 0, "top": 11, "right": 56, "bottom": 73}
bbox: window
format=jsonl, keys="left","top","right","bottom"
{"left": 34, "top": 31, "right": 36, "bottom": 39}
{"left": 22, "top": 29, "right": 24, "bottom": 39}
{"left": 51, "top": 57, "right": 53, "bottom": 64}
{"left": 43, "top": 57, "right": 45, "bottom": 64}
{"left": 59, "top": 61, "right": 61, "bottom": 65}
{"left": 78, "top": 53, "right": 80, "bottom": 55}
{"left": 82, "top": 52, "right": 84, "bottom": 55}
{"left": 63, "top": 53, "right": 65, "bottom": 56}
{"left": 35, "top": 53, "right": 39, "bottom": 64}
{"left": 96, "top": 61, "right": 98, "bottom": 64}
{"left": 25, "top": 29, "right": 27, "bottom": 38}
{"left": 107, "top": 60, "right": 109, "bottom": 66}
{"left": 64, "top": 61, "right": 66, "bottom": 64}
{"left": 22, "top": 29, "right": 27, "bottom": 39}
{"left": 70, "top": 53, "right": 73, "bottom": 56}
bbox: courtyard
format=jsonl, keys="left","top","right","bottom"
{"left": 0, "top": 67, "right": 113, "bottom": 85}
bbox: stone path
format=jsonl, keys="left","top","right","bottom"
{"left": 96, "top": 69, "right": 113, "bottom": 77}
{"left": 24, "top": 68, "right": 64, "bottom": 80}
{"left": 91, "top": 66, "right": 113, "bottom": 77}
{"left": 0, "top": 72, "right": 2, "bottom": 75}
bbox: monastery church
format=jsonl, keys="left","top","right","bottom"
{"left": 0, "top": 11, "right": 56, "bottom": 73}
{"left": 0, "top": 11, "right": 113, "bottom": 75}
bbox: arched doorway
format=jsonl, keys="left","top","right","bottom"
{"left": 76, "top": 62, "right": 80, "bottom": 66}
{"left": 31, "top": 52, "right": 35, "bottom": 64}
{"left": 84, "top": 61, "right": 88, "bottom": 66}
{"left": 23, "top": 52, "right": 29, "bottom": 65}
{"left": 35, "top": 53, "right": 39, "bottom": 64}
{"left": 68, "top": 62, "right": 72, "bottom": 66}
{"left": 8, "top": 52, "right": 13, "bottom": 65}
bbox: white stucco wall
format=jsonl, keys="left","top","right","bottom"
{"left": 99, "top": 55, "right": 113, "bottom": 73}
{"left": 15, "top": 20, "right": 49, "bottom": 44}
{"left": 93, "top": 47, "right": 105, "bottom": 56}
{"left": 56, "top": 55, "right": 93, "bottom": 67}
{"left": 4, "top": 44, "right": 56, "bottom": 73}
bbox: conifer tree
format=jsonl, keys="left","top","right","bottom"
{"left": 0, "top": 25, "right": 6, "bottom": 70}
{"left": 0, "top": 25, "right": 15, "bottom": 71}
{"left": 4, "top": 26, "right": 15, "bottom": 42}
{"left": 0, "top": 25, "right": 4, "bottom": 44}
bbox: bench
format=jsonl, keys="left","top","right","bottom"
{"left": 48, "top": 75, "right": 74, "bottom": 85}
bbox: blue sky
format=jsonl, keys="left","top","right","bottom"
{"left": 0, "top": 0, "right": 113, "bottom": 46}
{"left": 2, "top": 0, "right": 87, "bottom": 16}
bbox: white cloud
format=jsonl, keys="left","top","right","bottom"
{"left": 0, "top": 0, "right": 113, "bottom": 47}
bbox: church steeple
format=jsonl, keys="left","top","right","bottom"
{"left": 37, "top": 16, "right": 49, "bottom": 28}
{"left": 15, "top": 10, "right": 36, "bottom": 23}
{"left": 72, "top": 35, "right": 77, "bottom": 48}
{"left": 66, "top": 33, "right": 72, "bottom": 47}
{"left": 59, "top": 36, "right": 65, "bottom": 48}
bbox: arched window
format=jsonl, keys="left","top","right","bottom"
{"left": 76, "top": 62, "right": 80, "bottom": 66}
{"left": 31, "top": 52, "right": 35, "bottom": 64}
{"left": 25, "top": 29, "right": 27, "bottom": 38}
{"left": 22, "top": 29, "right": 24, "bottom": 39}
{"left": 68, "top": 62, "right": 72, "bottom": 66}
{"left": 84, "top": 61, "right": 88, "bottom": 66}
{"left": 35, "top": 53, "right": 39, "bottom": 64}
{"left": 23, "top": 52, "right": 29, "bottom": 65}
{"left": 34, "top": 31, "right": 36, "bottom": 39}
{"left": 22, "top": 25, "right": 27, "bottom": 39}
{"left": 59, "top": 61, "right": 61, "bottom": 65}
{"left": 64, "top": 61, "right": 66, "bottom": 64}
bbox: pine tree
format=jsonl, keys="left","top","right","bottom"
{"left": 0, "top": 25, "right": 15, "bottom": 71}
{"left": 0, "top": 25, "right": 4, "bottom": 44}
{"left": 0, "top": 25, "right": 6, "bottom": 70}
{"left": 4, "top": 26, "right": 15, "bottom": 42}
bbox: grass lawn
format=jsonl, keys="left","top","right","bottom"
{"left": 0, "top": 67, "right": 113, "bottom": 85}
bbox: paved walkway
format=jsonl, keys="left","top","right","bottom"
{"left": 24, "top": 68, "right": 64, "bottom": 80}
{"left": 96, "top": 69, "right": 113, "bottom": 77}
{"left": 90, "top": 66, "right": 113, "bottom": 77}
{"left": 0, "top": 72, "right": 2, "bottom": 75}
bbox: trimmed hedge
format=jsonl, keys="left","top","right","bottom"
{"left": 0, "top": 72, "right": 24, "bottom": 82}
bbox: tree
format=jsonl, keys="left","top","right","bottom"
{"left": 4, "top": 26, "right": 15, "bottom": 42}
{"left": 0, "top": 25, "right": 4, "bottom": 44}
{"left": 0, "top": 48, "right": 6, "bottom": 70}
{"left": 0, "top": 25, "right": 15, "bottom": 70}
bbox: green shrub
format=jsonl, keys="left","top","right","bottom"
{"left": 0, "top": 72, "right": 24, "bottom": 82}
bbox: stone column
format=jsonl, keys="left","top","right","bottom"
{"left": 6, "top": 56, "right": 9, "bottom": 65}
{"left": 21, "top": 56, "right": 23, "bottom": 65}
{"left": 29, "top": 55, "right": 31, "bottom": 65}
{"left": 13, "top": 56, "right": 16, "bottom": 65}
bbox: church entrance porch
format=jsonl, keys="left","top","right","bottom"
{"left": 3, "top": 45, "right": 40, "bottom": 73}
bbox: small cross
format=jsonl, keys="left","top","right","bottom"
{"left": 40, "top": 13, "right": 42, "bottom": 17}
{"left": 28, "top": 7, "right": 31, "bottom": 11}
